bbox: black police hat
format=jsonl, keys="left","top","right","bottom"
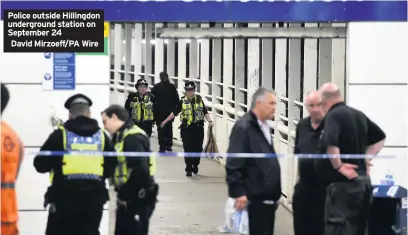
{"left": 184, "top": 81, "right": 196, "bottom": 90}
{"left": 64, "top": 94, "right": 93, "bottom": 109}
{"left": 135, "top": 78, "right": 149, "bottom": 88}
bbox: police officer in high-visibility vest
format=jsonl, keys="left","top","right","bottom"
{"left": 101, "top": 104, "right": 158, "bottom": 235}
{"left": 160, "top": 81, "right": 213, "bottom": 177}
{"left": 124, "top": 78, "right": 156, "bottom": 137}
{"left": 34, "top": 94, "right": 117, "bottom": 235}
{"left": 1, "top": 83, "right": 24, "bottom": 235}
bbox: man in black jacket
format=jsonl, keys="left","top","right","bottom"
{"left": 292, "top": 91, "right": 325, "bottom": 235}
{"left": 34, "top": 94, "right": 117, "bottom": 235}
{"left": 226, "top": 87, "right": 281, "bottom": 235}
{"left": 151, "top": 72, "right": 180, "bottom": 152}
{"left": 317, "top": 83, "right": 386, "bottom": 235}
{"left": 101, "top": 105, "right": 158, "bottom": 235}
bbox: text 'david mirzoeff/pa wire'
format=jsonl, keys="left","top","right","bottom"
{"left": 3, "top": 10, "right": 104, "bottom": 53}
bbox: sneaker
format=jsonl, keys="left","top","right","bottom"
{"left": 192, "top": 167, "right": 198, "bottom": 175}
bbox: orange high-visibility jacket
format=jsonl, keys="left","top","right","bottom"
{"left": 1, "top": 121, "right": 24, "bottom": 234}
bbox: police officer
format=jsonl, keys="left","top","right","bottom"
{"left": 125, "top": 78, "right": 155, "bottom": 137}
{"left": 101, "top": 104, "right": 158, "bottom": 235}
{"left": 34, "top": 94, "right": 117, "bottom": 235}
{"left": 160, "top": 81, "right": 213, "bottom": 177}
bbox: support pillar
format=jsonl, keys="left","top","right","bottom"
{"left": 154, "top": 23, "right": 164, "bottom": 84}
{"left": 144, "top": 23, "right": 153, "bottom": 82}
{"left": 261, "top": 23, "right": 274, "bottom": 89}
{"left": 247, "top": 23, "right": 260, "bottom": 105}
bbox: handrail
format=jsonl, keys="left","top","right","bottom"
{"left": 110, "top": 71, "right": 302, "bottom": 140}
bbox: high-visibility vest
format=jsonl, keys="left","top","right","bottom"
{"left": 181, "top": 95, "right": 205, "bottom": 125}
{"left": 49, "top": 125, "right": 105, "bottom": 183}
{"left": 113, "top": 125, "right": 156, "bottom": 188}
{"left": 130, "top": 93, "right": 154, "bottom": 122}
{"left": 1, "top": 121, "right": 24, "bottom": 227}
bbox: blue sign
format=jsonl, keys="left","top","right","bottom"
{"left": 44, "top": 53, "right": 52, "bottom": 59}
{"left": 1, "top": 1, "right": 407, "bottom": 22}
{"left": 53, "top": 53, "right": 75, "bottom": 90}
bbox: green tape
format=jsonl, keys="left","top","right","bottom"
{"left": 76, "top": 37, "right": 109, "bottom": 56}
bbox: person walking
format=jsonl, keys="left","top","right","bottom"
{"left": 317, "top": 82, "right": 386, "bottom": 235}
{"left": 160, "top": 81, "right": 213, "bottom": 176}
{"left": 151, "top": 72, "right": 180, "bottom": 152}
{"left": 125, "top": 78, "right": 155, "bottom": 137}
{"left": 226, "top": 87, "right": 281, "bottom": 235}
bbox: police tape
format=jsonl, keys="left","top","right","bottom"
{"left": 25, "top": 150, "right": 396, "bottom": 159}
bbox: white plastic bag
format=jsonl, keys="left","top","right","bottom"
{"left": 219, "top": 198, "right": 248, "bottom": 234}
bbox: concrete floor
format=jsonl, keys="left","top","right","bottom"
{"left": 147, "top": 138, "right": 294, "bottom": 235}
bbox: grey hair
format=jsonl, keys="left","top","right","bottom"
{"left": 250, "top": 87, "right": 276, "bottom": 109}
{"left": 69, "top": 103, "right": 90, "bottom": 118}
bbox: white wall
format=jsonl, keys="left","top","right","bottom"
{"left": 347, "top": 22, "right": 408, "bottom": 189}
{"left": 0, "top": 21, "right": 111, "bottom": 234}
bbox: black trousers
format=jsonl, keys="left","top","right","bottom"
{"left": 180, "top": 125, "right": 204, "bottom": 173}
{"left": 248, "top": 200, "right": 278, "bottom": 235}
{"left": 324, "top": 177, "right": 373, "bottom": 235}
{"left": 157, "top": 122, "right": 173, "bottom": 151}
{"left": 134, "top": 121, "right": 153, "bottom": 138}
{"left": 293, "top": 183, "right": 325, "bottom": 235}
{"left": 115, "top": 202, "right": 155, "bottom": 235}
{"left": 48, "top": 201, "right": 104, "bottom": 235}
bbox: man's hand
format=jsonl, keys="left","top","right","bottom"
{"left": 160, "top": 121, "right": 167, "bottom": 128}
{"left": 337, "top": 163, "right": 359, "bottom": 180}
{"left": 366, "top": 159, "right": 374, "bottom": 175}
{"left": 234, "top": 195, "right": 247, "bottom": 211}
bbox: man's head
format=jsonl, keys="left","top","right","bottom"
{"left": 159, "top": 72, "right": 169, "bottom": 82}
{"left": 184, "top": 81, "right": 196, "bottom": 98}
{"left": 135, "top": 79, "right": 148, "bottom": 95}
{"left": 250, "top": 87, "right": 277, "bottom": 121}
{"left": 64, "top": 94, "right": 93, "bottom": 119}
{"left": 318, "top": 82, "right": 343, "bottom": 112}
{"left": 305, "top": 91, "right": 324, "bottom": 122}
{"left": 1, "top": 83, "right": 10, "bottom": 115}
{"left": 101, "top": 105, "right": 129, "bottom": 135}
{"left": 69, "top": 104, "right": 91, "bottom": 119}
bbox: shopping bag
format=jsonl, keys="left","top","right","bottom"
{"left": 219, "top": 198, "right": 249, "bottom": 234}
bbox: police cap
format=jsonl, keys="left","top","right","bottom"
{"left": 64, "top": 94, "right": 93, "bottom": 110}
{"left": 135, "top": 78, "right": 149, "bottom": 88}
{"left": 184, "top": 81, "right": 196, "bottom": 90}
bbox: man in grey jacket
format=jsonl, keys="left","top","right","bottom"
{"left": 226, "top": 87, "right": 281, "bottom": 235}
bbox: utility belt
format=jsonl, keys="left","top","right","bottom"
{"left": 179, "top": 120, "right": 204, "bottom": 130}
{"left": 133, "top": 119, "right": 153, "bottom": 124}
{"left": 117, "top": 183, "right": 159, "bottom": 209}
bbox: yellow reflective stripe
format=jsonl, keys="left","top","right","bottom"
{"left": 149, "top": 154, "right": 157, "bottom": 176}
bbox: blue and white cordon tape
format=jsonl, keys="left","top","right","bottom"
{"left": 25, "top": 151, "right": 396, "bottom": 159}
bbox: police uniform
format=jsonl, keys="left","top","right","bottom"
{"left": 34, "top": 94, "right": 117, "bottom": 235}
{"left": 125, "top": 79, "right": 155, "bottom": 137}
{"left": 111, "top": 120, "right": 158, "bottom": 235}
{"left": 173, "top": 81, "right": 209, "bottom": 176}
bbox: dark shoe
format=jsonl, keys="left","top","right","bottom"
{"left": 166, "top": 148, "right": 173, "bottom": 152}
{"left": 192, "top": 167, "right": 198, "bottom": 175}
{"left": 186, "top": 172, "right": 192, "bottom": 177}
{"left": 159, "top": 149, "right": 166, "bottom": 153}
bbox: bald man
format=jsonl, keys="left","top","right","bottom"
{"left": 316, "top": 82, "right": 386, "bottom": 235}
{"left": 292, "top": 91, "right": 325, "bottom": 235}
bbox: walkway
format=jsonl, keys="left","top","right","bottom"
{"left": 141, "top": 138, "right": 294, "bottom": 235}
